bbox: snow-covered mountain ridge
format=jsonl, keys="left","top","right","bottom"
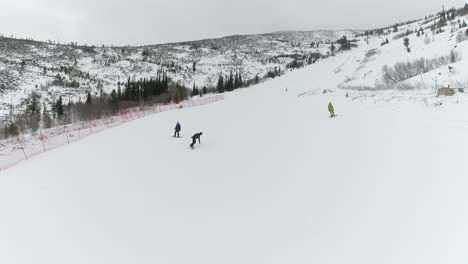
{"left": 0, "top": 30, "right": 356, "bottom": 116}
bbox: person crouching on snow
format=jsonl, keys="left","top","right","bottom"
{"left": 190, "top": 132, "right": 203, "bottom": 149}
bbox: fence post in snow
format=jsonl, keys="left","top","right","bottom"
{"left": 40, "top": 131, "right": 46, "bottom": 152}
{"left": 17, "top": 137, "right": 28, "bottom": 160}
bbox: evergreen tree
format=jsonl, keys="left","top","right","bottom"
{"left": 217, "top": 75, "right": 225, "bottom": 93}
{"left": 56, "top": 96, "right": 64, "bottom": 117}
{"left": 26, "top": 92, "right": 41, "bottom": 115}
{"left": 50, "top": 101, "right": 56, "bottom": 119}
{"left": 117, "top": 86, "right": 122, "bottom": 100}
{"left": 403, "top": 37, "right": 410, "bottom": 52}
{"left": 267, "top": 68, "right": 279, "bottom": 79}
{"left": 238, "top": 72, "right": 244, "bottom": 87}
{"left": 4, "top": 120, "right": 19, "bottom": 138}
{"left": 226, "top": 71, "right": 234, "bottom": 91}
{"left": 86, "top": 91, "right": 92, "bottom": 104}
{"left": 337, "top": 36, "right": 351, "bottom": 50}
{"left": 42, "top": 104, "right": 52, "bottom": 129}
{"left": 26, "top": 92, "right": 41, "bottom": 132}
{"left": 438, "top": 8, "right": 448, "bottom": 28}
{"left": 109, "top": 89, "right": 119, "bottom": 114}
{"left": 174, "top": 83, "right": 188, "bottom": 103}
{"left": 191, "top": 83, "right": 199, "bottom": 97}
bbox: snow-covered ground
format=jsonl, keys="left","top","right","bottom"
{"left": 1, "top": 44, "right": 468, "bottom": 263}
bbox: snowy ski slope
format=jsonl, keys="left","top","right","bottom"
{"left": 1, "top": 37, "right": 468, "bottom": 263}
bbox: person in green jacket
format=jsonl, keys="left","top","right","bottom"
{"left": 328, "top": 102, "right": 335, "bottom": 117}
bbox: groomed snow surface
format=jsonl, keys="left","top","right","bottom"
{"left": 2, "top": 49, "right": 468, "bottom": 264}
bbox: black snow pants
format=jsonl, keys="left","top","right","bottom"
{"left": 190, "top": 138, "right": 196, "bottom": 148}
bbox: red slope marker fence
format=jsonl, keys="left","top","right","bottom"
{"left": 0, "top": 94, "right": 224, "bottom": 172}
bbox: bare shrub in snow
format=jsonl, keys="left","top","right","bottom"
{"left": 341, "top": 82, "right": 424, "bottom": 91}
{"left": 424, "top": 35, "right": 431, "bottom": 45}
{"left": 339, "top": 85, "right": 384, "bottom": 91}
{"left": 382, "top": 51, "right": 462, "bottom": 85}
{"left": 450, "top": 49, "right": 461, "bottom": 63}
{"left": 456, "top": 31, "right": 468, "bottom": 43}
{"left": 394, "top": 81, "right": 426, "bottom": 90}
{"left": 448, "top": 79, "right": 468, "bottom": 88}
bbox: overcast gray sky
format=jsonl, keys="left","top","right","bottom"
{"left": 0, "top": 0, "right": 467, "bottom": 46}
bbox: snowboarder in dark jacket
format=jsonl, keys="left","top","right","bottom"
{"left": 190, "top": 132, "right": 203, "bottom": 148}
{"left": 174, "top": 122, "right": 181, "bottom": 137}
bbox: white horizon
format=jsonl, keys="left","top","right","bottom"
{"left": 0, "top": 0, "right": 466, "bottom": 46}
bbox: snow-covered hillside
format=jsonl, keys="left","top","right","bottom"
{"left": 340, "top": 11, "right": 468, "bottom": 94}
{"left": 1, "top": 39, "right": 468, "bottom": 263}
{"left": 3, "top": 6, "right": 468, "bottom": 264}
{"left": 3, "top": 6, "right": 468, "bottom": 118}
{"left": 0, "top": 30, "right": 356, "bottom": 116}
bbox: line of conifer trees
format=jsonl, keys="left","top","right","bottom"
{"left": 216, "top": 70, "right": 245, "bottom": 93}
{"left": 216, "top": 68, "right": 287, "bottom": 93}
{"left": 119, "top": 70, "right": 169, "bottom": 102}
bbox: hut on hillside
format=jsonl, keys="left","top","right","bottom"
{"left": 437, "top": 86, "right": 464, "bottom": 97}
